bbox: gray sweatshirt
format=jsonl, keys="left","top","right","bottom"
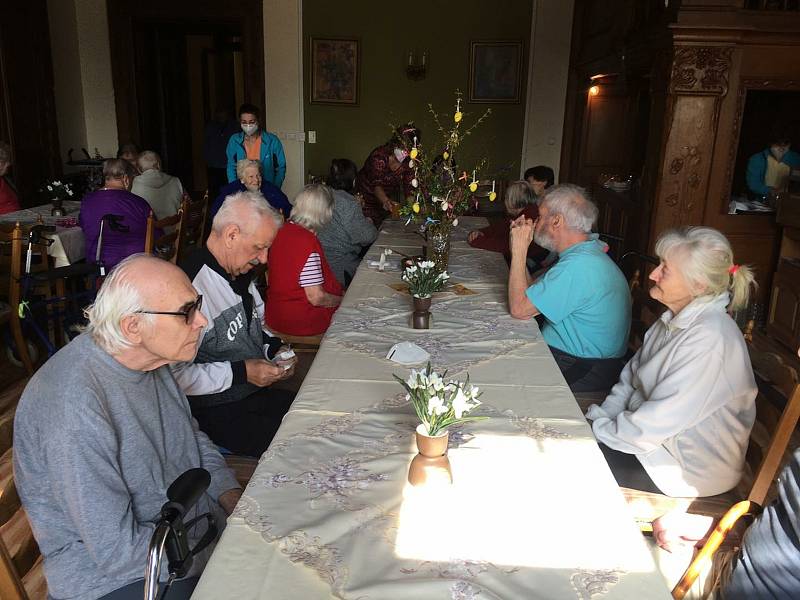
{"left": 318, "top": 189, "right": 378, "bottom": 286}
{"left": 13, "top": 333, "right": 239, "bottom": 600}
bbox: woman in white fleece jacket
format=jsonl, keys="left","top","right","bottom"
{"left": 586, "top": 227, "right": 757, "bottom": 497}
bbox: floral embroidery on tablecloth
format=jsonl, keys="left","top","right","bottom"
{"left": 451, "top": 580, "right": 483, "bottom": 600}
{"left": 511, "top": 416, "right": 572, "bottom": 440}
{"left": 570, "top": 569, "right": 624, "bottom": 599}
{"left": 295, "top": 456, "right": 390, "bottom": 509}
{"left": 278, "top": 531, "right": 348, "bottom": 591}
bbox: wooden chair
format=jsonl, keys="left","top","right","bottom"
{"left": 144, "top": 207, "right": 183, "bottom": 264}
{"left": 266, "top": 329, "right": 323, "bottom": 353}
{"left": 0, "top": 390, "right": 46, "bottom": 600}
{"left": 0, "top": 224, "right": 50, "bottom": 374}
{"left": 618, "top": 251, "right": 663, "bottom": 354}
{"left": 671, "top": 499, "right": 756, "bottom": 600}
{"left": 175, "top": 191, "right": 208, "bottom": 261}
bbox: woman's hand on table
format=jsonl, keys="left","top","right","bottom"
{"left": 651, "top": 510, "right": 715, "bottom": 553}
{"left": 468, "top": 230, "right": 483, "bottom": 243}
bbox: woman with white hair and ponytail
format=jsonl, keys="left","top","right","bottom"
{"left": 586, "top": 226, "right": 758, "bottom": 498}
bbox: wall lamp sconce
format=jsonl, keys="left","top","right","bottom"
{"left": 589, "top": 85, "right": 600, "bottom": 96}
{"left": 406, "top": 50, "right": 427, "bottom": 81}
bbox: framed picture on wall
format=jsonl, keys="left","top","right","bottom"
{"left": 310, "top": 37, "right": 359, "bottom": 105}
{"left": 468, "top": 41, "right": 523, "bottom": 103}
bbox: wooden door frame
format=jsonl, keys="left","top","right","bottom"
{"left": 106, "top": 0, "right": 264, "bottom": 151}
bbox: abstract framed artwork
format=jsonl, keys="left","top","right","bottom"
{"left": 468, "top": 41, "right": 523, "bottom": 103}
{"left": 310, "top": 37, "right": 359, "bottom": 105}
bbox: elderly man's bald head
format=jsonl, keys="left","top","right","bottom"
{"left": 85, "top": 254, "right": 202, "bottom": 357}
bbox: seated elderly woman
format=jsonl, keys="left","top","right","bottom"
{"left": 79, "top": 158, "right": 152, "bottom": 270}
{"left": 586, "top": 226, "right": 758, "bottom": 498}
{"left": 318, "top": 158, "right": 378, "bottom": 287}
{"left": 467, "top": 180, "right": 548, "bottom": 265}
{"left": 0, "top": 140, "right": 20, "bottom": 215}
{"left": 210, "top": 159, "right": 291, "bottom": 219}
{"left": 265, "top": 184, "right": 343, "bottom": 336}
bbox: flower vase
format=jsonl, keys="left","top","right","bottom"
{"left": 408, "top": 424, "right": 452, "bottom": 486}
{"left": 426, "top": 222, "right": 451, "bottom": 273}
{"left": 411, "top": 296, "right": 431, "bottom": 329}
{"left": 51, "top": 197, "right": 65, "bottom": 217}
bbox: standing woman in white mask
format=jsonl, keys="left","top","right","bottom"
{"left": 354, "top": 124, "right": 421, "bottom": 225}
{"left": 225, "top": 103, "right": 287, "bottom": 189}
{"left": 745, "top": 127, "right": 800, "bottom": 200}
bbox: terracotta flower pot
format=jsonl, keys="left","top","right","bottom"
{"left": 408, "top": 424, "right": 452, "bottom": 486}
{"left": 411, "top": 296, "right": 431, "bottom": 329}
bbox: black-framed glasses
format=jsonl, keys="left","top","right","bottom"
{"left": 136, "top": 295, "right": 203, "bottom": 324}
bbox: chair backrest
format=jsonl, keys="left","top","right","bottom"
{"left": 174, "top": 191, "right": 209, "bottom": 263}
{"left": 741, "top": 346, "right": 800, "bottom": 506}
{"left": 617, "top": 251, "right": 663, "bottom": 352}
{"left": 144, "top": 207, "right": 183, "bottom": 264}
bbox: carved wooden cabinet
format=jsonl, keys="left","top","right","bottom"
{"left": 768, "top": 196, "right": 800, "bottom": 351}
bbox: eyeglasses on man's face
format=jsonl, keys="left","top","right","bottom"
{"left": 136, "top": 295, "right": 203, "bottom": 324}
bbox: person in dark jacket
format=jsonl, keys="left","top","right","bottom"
{"left": 172, "top": 191, "right": 296, "bottom": 457}
{"left": 467, "top": 180, "right": 548, "bottom": 265}
{"left": 210, "top": 159, "right": 291, "bottom": 219}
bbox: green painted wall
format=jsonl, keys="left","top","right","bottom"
{"left": 302, "top": 0, "right": 532, "bottom": 184}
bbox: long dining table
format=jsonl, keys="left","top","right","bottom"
{"left": 0, "top": 200, "right": 85, "bottom": 266}
{"left": 192, "top": 216, "right": 671, "bottom": 600}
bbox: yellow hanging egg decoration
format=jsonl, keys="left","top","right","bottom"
{"left": 454, "top": 111, "right": 463, "bottom": 123}
{"left": 443, "top": 151, "right": 450, "bottom": 160}
{"left": 412, "top": 202, "right": 420, "bottom": 213}
{"left": 410, "top": 148, "right": 418, "bottom": 159}
{"left": 488, "top": 191, "right": 497, "bottom": 202}
{"left": 469, "top": 182, "right": 478, "bottom": 193}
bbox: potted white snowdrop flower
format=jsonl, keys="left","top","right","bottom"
{"left": 394, "top": 363, "right": 484, "bottom": 485}
{"left": 401, "top": 261, "right": 450, "bottom": 329}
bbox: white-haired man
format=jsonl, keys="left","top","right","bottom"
{"left": 508, "top": 183, "right": 631, "bottom": 393}
{"left": 172, "top": 190, "right": 296, "bottom": 457}
{"left": 13, "top": 255, "right": 241, "bottom": 599}
{"left": 131, "top": 150, "right": 185, "bottom": 220}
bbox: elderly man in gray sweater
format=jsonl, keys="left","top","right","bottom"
{"left": 13, "top": 255, "right": 241, "bottom": 600}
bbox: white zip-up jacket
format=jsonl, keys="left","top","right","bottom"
{"left": 586, "top": 292, "right": 757, "bottom": 497}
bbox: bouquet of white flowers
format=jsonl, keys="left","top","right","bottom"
{"left": 402, "top": 260, "right": 449, "bottom": 299}
{"left": 395, "top": 363, "right": 484, "bottom": 437}
{"left": 41, "top": 180, "right": 74, "bottom": 201}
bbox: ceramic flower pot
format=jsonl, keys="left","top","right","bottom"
{"left": 408, "top": 424, "right": 452, "bottom": 486}
{"left": 411, "top": 296, "right": 431, "bottom": 329}
{"left": 51, "top": 197, "right": 65, "bottom": 217}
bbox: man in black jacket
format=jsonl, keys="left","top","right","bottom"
{"left": 173, "top": 190, "right": 296, "bottom": 456}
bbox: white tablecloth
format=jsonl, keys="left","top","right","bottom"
{"left": 0, "top": 201, "right": 85, "bottom": 266}
{"left": 193, "top": 217, "right": 671, "bottom": 600}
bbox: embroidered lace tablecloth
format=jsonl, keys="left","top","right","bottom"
{"left": 193, "top": 217, "right": 671, "bottom": 600}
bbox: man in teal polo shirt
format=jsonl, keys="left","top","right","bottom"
{"left": 508, "top": 183, "right": 630, "bottom": 392}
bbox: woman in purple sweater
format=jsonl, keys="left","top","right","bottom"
{"left": 79, "top": 159, "right": 152, "bottom": 270}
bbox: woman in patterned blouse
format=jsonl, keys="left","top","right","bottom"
{"left": 354, "top": 125, "right": 420, "bottom": 225}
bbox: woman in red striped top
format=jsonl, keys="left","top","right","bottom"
{"left": 265, "top": 184, "right": 344, "bottom": 335}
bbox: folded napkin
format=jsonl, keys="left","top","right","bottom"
{"left": 386, "top": 342, "right": 430, "bottom": 365}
